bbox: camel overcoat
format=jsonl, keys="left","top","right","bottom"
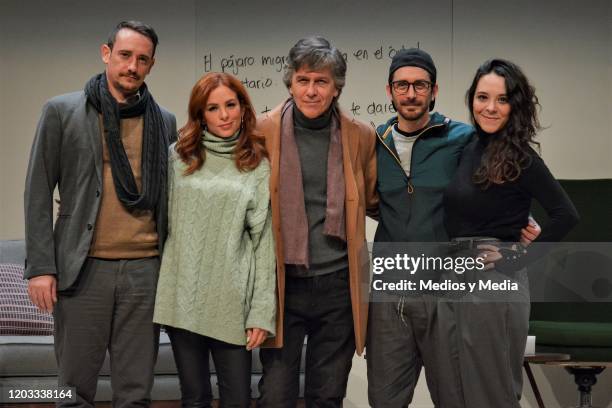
{"left": 258, "top": 102, "right": 377, "bottom": 355}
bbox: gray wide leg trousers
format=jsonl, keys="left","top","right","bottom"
{"left": 367, "top": 271, "right": 529, "bottom": 408}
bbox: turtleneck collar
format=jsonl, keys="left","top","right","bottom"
{"left": 293, "top": 103, "right": 333, "bottom": 130}
{"left": 476, "top": 126, "right": 499, "bottom": 147}
{"left": 202, "top": 129, "right": 240, "bottom": 157}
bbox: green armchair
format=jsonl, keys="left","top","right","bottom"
{"left": 529, "top": 179, "right": 612, "bottom": 408}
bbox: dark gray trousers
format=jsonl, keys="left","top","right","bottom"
{"left": 367, "top": 271, "right": 529, "bottom": 407}
{"left": 54, "top": 257, "right": 160, "bottom": 408}
{"left": 366, "top": 294, "right": 465, "bottom": 408}
{"left": 445, "top": 267, "right": 530, "bottom": 408}
{"left": 258, "top": 269, "right": 355, "bottom": 408}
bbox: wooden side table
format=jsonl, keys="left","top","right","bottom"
{"left": 556, "top": 363, "right": 612, "bottom": 408}
{"left": 523, "top": 353, "right": 571, "bottom": 408}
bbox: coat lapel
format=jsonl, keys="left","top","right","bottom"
{"left": 259, "top": 106, "right": 285, "bottom": 348}
{"left": 87, "top": 105, "right": 103, "bottom": 185}
{"left": 340, "top": 113, "right": 359, "bottom": 204}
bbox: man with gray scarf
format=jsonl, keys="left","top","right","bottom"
{"left": 256, "top": 36, "right": 378, "bottom": 407}
{"left": 24, "top": 21, "right": 177, "bottom": 407}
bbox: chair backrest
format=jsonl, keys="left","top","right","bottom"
{"left": 529, "top": 179, "right": 612, "bottom": 323}
{"left": 0, "top": 240, "right": 25, "bottom": 266}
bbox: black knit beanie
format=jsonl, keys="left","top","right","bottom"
{"left": 388, "top": 48, "right": 437, "bottom": 85}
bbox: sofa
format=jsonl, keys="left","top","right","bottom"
{"left": 0, "top": 239, "right": 304, "bottom": 403}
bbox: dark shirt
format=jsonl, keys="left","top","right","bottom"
{"left": 444, "top": 133, "right": 578, "bottom": 242}
{"left": 285, "top": 105, "right": 349, "bottom": 278}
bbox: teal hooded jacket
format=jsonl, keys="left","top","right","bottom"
{"left": 374, "top": 113, "right": 474, "bottom": 243}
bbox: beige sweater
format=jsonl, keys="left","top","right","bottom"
{"left": 89, "top": 116, "right": 158, "bottom": 258}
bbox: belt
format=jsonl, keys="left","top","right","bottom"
{"left": 449, "top": 237, "right": 500, "bottom": 250}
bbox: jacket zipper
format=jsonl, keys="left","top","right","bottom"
{"left": 376, "top": 121, "right": 446, "bottom": 194}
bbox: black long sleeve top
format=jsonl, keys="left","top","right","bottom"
{"left": 444, "top": 133, "right": 579, "bottom": 243}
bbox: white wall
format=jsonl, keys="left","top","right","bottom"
{"left": 452, "top": 0, "right": 612, "bottom": 179}
{"left": 0, "top": 0, "right": 198, "bottom": 239}
{"left": 609, "top": 0, "right": 612, "bottom": 178}
{"left": 2, "top": 0, "right": 610, "bottom": 239}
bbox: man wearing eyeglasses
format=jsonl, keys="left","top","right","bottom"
{"left": 366, "top": 48, "right": 474, "bottom": 408}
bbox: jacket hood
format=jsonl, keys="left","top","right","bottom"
{"left": 376, "top": 112, "right": 449, "bottom": 136}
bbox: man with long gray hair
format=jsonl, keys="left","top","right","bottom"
{"left": 256, "top": 36, "right": 377, "bottom": 407}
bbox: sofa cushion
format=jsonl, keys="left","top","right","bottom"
{"left": 535, "top": 344, "right": 612, "bottom": 362}
{"left": 0, "top": 335, "right": 57, "bottom": 376}
{"left": 0, "top": 240, "right": 26, "bottom": 265}
{"left": 0, "top": 263, "right": 53, "bottom": 335}
{"left": 530, "top": 320, "right": 612, "bottom": 348}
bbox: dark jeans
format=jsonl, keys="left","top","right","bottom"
{"left": 54, "top": 257, "right": 160, "bottom": 408}
{"left": 258, "top": 269, "right": 355, "bottom": 408}
{"left": 167, "top": 326, "right": 252, "bottom": 408}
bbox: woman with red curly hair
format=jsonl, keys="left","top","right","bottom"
{"left": 153, "top": 72, "right": 276, "bottom": 407}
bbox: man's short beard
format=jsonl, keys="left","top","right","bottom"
{"left": 114, "top": 80, "right": 141, "bottom": 97}
{"left": 397, "top": 104, "right": 428, "bottom": 122}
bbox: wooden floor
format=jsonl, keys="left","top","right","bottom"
{"left": 3, "top": 400, "right": 306, "bottom": 407}
{"left": 3, "top": 403, "right": 182, "bottom": 408}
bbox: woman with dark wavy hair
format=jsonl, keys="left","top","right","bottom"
{"left": 153, "top": 72, "right": 276, "bottom": 407}
{"left": 443, "top": 59, "right": 578, "bottom": 407}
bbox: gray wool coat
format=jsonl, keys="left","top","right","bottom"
{"left": 24, "top": 90, "right": 177, "bottom": 290}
